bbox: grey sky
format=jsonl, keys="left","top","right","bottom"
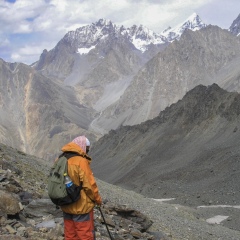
{"left": 0, "top": 0, "right": 239, "bottom": 64}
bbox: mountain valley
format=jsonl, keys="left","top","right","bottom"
{"left": 0, "top": 11, "right": 240, "bottom": 239}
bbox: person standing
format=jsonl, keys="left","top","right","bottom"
{"left": 60, "top": 135, "right": 102, "bottom": 240}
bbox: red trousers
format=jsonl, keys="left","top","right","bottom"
{"left": 63, "top": 209, "right": 95, "bottom": 240}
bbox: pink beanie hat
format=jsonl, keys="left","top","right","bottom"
{"left": 72, "top": 136, "right": 90, "bottom": 153}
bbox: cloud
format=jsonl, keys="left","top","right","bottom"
{"left": 197, "top": 0, "right": 240, "bottom": 29}
{"left": 0, "top": 0, "right": 47, "bottom": 34}
{"left": 0, "top": 36, "right": 10, "bottom": 47}
{"left": 11, "top": 41, "right": 56, "bottom": 64}
{"left": 1, "top": 0, "right": 211, "bottom": 34}
{"left": 0, "top": 0, "right": 237, "bottom": 64}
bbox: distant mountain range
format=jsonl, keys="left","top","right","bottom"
{"left": 33, "top": 13, "right": 207, "bottom": 84}
{"left": 33, "top": 13, "right": 240, "bottom": 134}
{"left": 0, "top": 12, "right": 240, "bottom": 158}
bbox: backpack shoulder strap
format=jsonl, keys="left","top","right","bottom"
{"left": 49, "top": 154, "right": 68, "bottom": 179}
{"left": 61, "top": 151, "right": 91, "bottom": 161}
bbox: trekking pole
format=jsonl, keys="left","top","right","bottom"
{"left": 97, "top": 206, "right": 114, "bottom": 240}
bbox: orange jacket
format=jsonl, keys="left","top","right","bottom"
{"left": 60, "top": 142, "right": 102, "bottom": 214}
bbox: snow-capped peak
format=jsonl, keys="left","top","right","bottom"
{"left": 64, "top": 18, "right": 119, "bottom": 49}
{"left": 63, "top": 14, "right": 206, "bottom": 55}
{"left": 64, "top": 19, "right": 167, "bottom": 54}
{"left": 185, "top": 12, "right": 206, "bottom": 30}
{"left": 161, "top": 13, "right": 207, "bottom": 42}
{"left": 123, "top": 24, "right": 167, "bottom": 52}
{"left": 96, "top": 18, "right": 112, "bottom": 26}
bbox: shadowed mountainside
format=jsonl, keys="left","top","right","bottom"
{"left": 91, "top": 84, "right": 240, "bottom": 208}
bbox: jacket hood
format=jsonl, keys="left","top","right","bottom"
{"left": 61, "top": 142, "right": 91, "bottom": 162}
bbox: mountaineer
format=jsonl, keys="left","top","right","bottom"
{"left": 60, "top": 135, "right": 102, "bottom": 240}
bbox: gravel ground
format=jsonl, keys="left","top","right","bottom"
{"left": 1, "top": 143, "right": 239, "bottom": 239}
{"left": 96, "top": 179, "right": 240, "bottom": 240}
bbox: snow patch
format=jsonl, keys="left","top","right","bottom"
{"left": 206, "top": 215, "right": 229, "bottom": 224}
{"left": 132, "top": 37, "right": 147, "bottom": 52}
{"left": 152, "top": 198, "right": 176, "bottom": 202}
{"left": 78, "top": 46, "right": 95, "bottom": 55}
{"left": 197, "top": 205, "right": 240, "bottom": 209}
{"left": 131, "top": 35, "right": 164, "bottom": 52}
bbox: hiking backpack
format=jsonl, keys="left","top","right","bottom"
{"left": 47, "top": 152, "right": 83, "bottom": 206}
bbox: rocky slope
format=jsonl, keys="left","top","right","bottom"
{"left": 32, "top": 15, "right": 207, "bottom": 132}
{"left": 0, "top": 59, "right": 97, "bottom": 159}
{"left": 91, "top": 84, "right": 240, "bottom": 232}
{"left": 1, "top": 142, "right": 240, "bottom": 240}
{"left": 94, "top": 25, "right": 240, "bottom": 131}
{"left": 0, "top": 143, "right": 159, "bottom": 240}
{"left": 33, "top": 19, "right": 153, "bottom": 88}
{"left": 31, "top": 15, "right": 240, "bottom": 134}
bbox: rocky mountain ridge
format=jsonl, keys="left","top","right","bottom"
{"left": 35, "top": 13, "right": 206, "bottom": 81}
{"left": 33, "top": 13, "right": 207, "bottom": 106}
{"left": 92, "top": 24, "right": 240, "bottom": 132}
{"left": 33, "top": 13, "right": 240, "bottom": 136}
{"left": 91, "top": 83, "right": 240, "bottom": 232}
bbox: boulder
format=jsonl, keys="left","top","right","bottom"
{"left": 0, "top": 190, "right": 21, "bottom": 215}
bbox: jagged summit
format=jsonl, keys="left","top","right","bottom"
{"left": 162, "top": 26, "right": 171, "bottom": 33}
{"left": 123, "top": 24, "right": 167, "bottom": 52}
{"left": 229, "top": 13, "right": 240, "bottom": 36}
{"left": 63, "top": 18, "right": 167, "bottom": 53}
{"left": 95, "top": 18, "right": 113, "bottom": 27}
{"left": 64, "top": 18, "right": 119, "bottom": 49}
{"left": 62, "top": 13, "right": 206, "bottom": 54}
{"left": 183, "top": 12, "right": 207, "bottom": 31}
{"left": 161, "top": 13, "right": 207, "bottom": 42}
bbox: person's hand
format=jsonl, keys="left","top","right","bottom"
{"left": 95, "top": 200, "right": 102, "bottom": 207}
{"left": 95, "top": 204, "right": 101, "bottom": 209}
{"left": 95, "top": 196, "right": 102, "bottom": 206}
